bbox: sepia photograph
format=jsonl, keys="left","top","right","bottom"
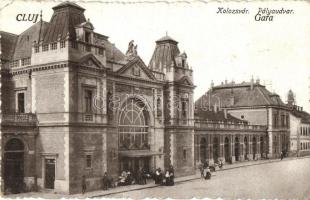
{"left": 0, "top": 0, "right": 309, "bottom": 199}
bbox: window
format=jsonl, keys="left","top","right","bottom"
{"left": 273, "top": 114, "right": 278, "bottom": 128}
{"left": 51, "top": 42, "right": 57, "bottom": 50}
{"left": 157, "top": 97, "right": 162, "bottom": 117}
{"left": 286, "top": 115, "right": 289, "bottom": 127}
{"left": 86, "top": 44, "right": 91, "bottom": 52}
{"left": 34, "top": 46, "right": 39, "bottom": 53}
{"left": 181, "top": 99, "right": 188, "bottom": 118}
{"left": 98, "top": 48, "right": 104, "bottom": 55}
{"left": 43, "top": 44, "right": 49, "bottom": 51}
{"left": 183, "top": 149, "right": 187, "bottom": 159}
{"left": 13, "top": 60, "right": 19, "bottom": 68}
{"left": 17, "top": 93, "right": 25, "bottom": 113}
{"left": 60, "top": 41, "right": 66, "bottom": 48}
{"left": 86, "top": 154, "right": 92, "bottom": 168}
{"left": 71, "top": 41, "right": 78, "bottom": 49}
{"left": 21, "top": 58, "right": 31, "bottom": 66}
{"left": 281, "top": 115, "right": 285, "bottom": 127}
{"left": 85, "top": 31, "right": 91, "bottom": 43}
{"left": 84, "top": 90, "right": 93, "bottom": 113}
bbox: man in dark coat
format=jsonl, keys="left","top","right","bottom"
{"left": 102, "top": 172, "right": 109, "bottom": 190}
{"left": 82, "top": 175, "right": 86, "bottom": 194}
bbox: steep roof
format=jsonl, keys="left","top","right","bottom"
{"left": 0, "top": 31, "right": 18, "bottom": 61}
{"left": 13, "top": 21, "right": 49, "bottom": 60}
{"left": 102, "top": 39, "right": 126, "bottom": 63}
{"left": 195, "top": 82, "right": 287, "bottom": 109}
{"left": 156, "top": 35, "right": 178, "bottom": 44}
{"left": 52, "top": 1, "right": 85, "bottom": 11}
{"left": 195, "top": 109, "right": 246, "bottom": 124}
{"left": 43, "top": 1, "right": 86, "bottom": 43}
{"left": 290, "top": 108, "right": 310, "bottom": 124}
{"left": 148, "top": 35, "right": 180, "bottom": 72}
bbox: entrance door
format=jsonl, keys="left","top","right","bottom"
{"left": 244, "top": 137, "right": 249, "bottom": 160}
{"left": 200, "top": 138, "right": 207, "bottom": 163}
{"left": 45, "top": 159, "right": 56, "bottom": 189}
{"left": 4, "top": 138, "right": 24, "bottom": 194}
{"left": 253, "top": 137, "right": 257, "bottom": 160}
{"left": 213, "top": 137, "right": 219, "bottom": 163}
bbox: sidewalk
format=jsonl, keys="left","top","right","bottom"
{"left": 5, "top": 156, "right": 310, "bottom": 199}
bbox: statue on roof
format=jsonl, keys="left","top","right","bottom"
{"left": 126, "top": 40, "right": 138, "bottom": 58}
{"left": 287, "top": 89, "right": 296, "bottom": 106}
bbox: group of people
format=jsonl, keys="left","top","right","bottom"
{"left": 118, "top": 170, "right": 135, "bottom": 186}
{"left": 154, "top": 166, "right": 175, "bottom": 186}
{"left": 81, "top": 166, "right": 176, "bottom": 193}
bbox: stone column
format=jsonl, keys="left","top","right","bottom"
{"left": 231, "top": 135, "right": 235, "bottom": 163}
{"left": 248, "top": 135, "right": 253, "bottom": 160}
{"left": 219, "top": 135, "right": 224, "bottom": 161}
{"left": 208, "top": 135, "right": 214, "bottom": 165}
{"left": 278, "top": 133, "right": 282, "bottom": 156}
{"left": 239, "top": 135, "right": 244, "bottom": 161}
{"left": 257, "top": 137, "right": 261, "bottom": 160}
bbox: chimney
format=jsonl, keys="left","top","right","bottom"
{"left": 256, "top": 78, "right": 260, "bottom": 84}
{"left": 250, "top": 76, "right": 254, "bottom": 90}
{"left": 225, "top": 79, "right": 228, "bottom": 85}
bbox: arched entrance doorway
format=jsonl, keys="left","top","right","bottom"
{"left": 213, "top": 137, "right": 220, "bottom": 163}
{"left": 118, "top": 98, "right": 151, "bottom": 176}
{"left": 224, "top": 137, "right": 230, "bottom": 163}
{"left": 4, "top": 138, "right": 24, "bottom": 194}
{"left": 253, "top": 137, "right": 257, "bottom": 160}
{"left": 200, "top": 138, "right": 207, "bottom": 163}
{"left": 234, "top": 137, "right": 240, "bottom": 161}
{"left": 244, "top": 137, "right": 249, "bottom": 160}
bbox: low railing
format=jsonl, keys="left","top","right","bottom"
{"left": 165, "top": 118, "right": 195, "bottom": 126}
{"left": 194, "top": 120, "right": 266, "bottom": 131}
{"left": 1, "top": 113, "right": 38, "bottom": 124}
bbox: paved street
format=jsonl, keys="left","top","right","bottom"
{"left": 106, "top": 158, "right": 310, "bottom": 199}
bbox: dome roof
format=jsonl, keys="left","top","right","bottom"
{"left": 156, "top": 35, "right": 178, "bottom": 44}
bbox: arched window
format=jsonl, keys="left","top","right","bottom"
{"left": 5, "top": 138, "right": 24, "bottom": 151}
{"left": 119, "top": 98, "right": 149, "bottom": 150}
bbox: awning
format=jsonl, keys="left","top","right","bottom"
{"left": 119, "top": 150, "right": 163, "bottom": 158}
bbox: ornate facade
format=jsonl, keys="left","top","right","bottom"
{"left": 0, "top": 2, "right": 195, "bottom": 194}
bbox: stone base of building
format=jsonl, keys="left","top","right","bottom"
{"left": 24, "top": 177, "right": 36, "bottom": 192}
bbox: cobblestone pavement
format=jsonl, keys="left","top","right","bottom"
{"left": 5, "top": 156, "right": 310, "bottom": 199}
{"left": 105, "top": 157, "right": 310, "bottom": 199}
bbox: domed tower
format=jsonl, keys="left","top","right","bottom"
{"left": 149, "top": 35, "right": 195, "bottom": 176}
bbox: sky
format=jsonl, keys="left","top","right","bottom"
{"left": 1, "top": 0, "right": 310, "bottom": 111}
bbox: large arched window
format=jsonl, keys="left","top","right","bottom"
{"left": 119, "top": 98, "right": 149, "bottom": 150}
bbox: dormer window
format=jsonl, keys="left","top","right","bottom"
{"left": 98, "top": 48, "right": 104, "bottom": 55}
{"left": 182, "top": 59, "right": 185, "bottom": 68}
{"left": 85, "top": 31, "right": 91, "bottom": 43}
{"left": 43, "top": 44, "right": 49, "bottom": 51}
{"left": 51, "top": 42, "right": 57, "bottom": 50}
